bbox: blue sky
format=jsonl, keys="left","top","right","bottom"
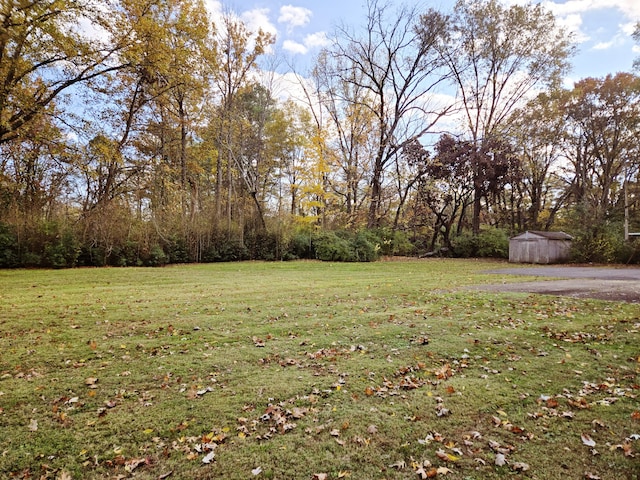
{"left": 206, "top": 0, "right": 640, "bottom": 84}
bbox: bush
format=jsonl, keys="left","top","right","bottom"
{"left": 476, "top": 228, "right": 509, "bottom": 258}
{"left": 245, "top": 231, "right": 279, "bottom": 260}
{"left": 0, "top": 223, "right": 19, "bottom": 268}
{"left": 310, "top": 230, "right": 380, "bottom": 262}
{"left": 142, "top": 244, "right": 168, "bottom": 266}
{"left": 451, "top": 229, "right": 509, "bottom": 259}
{"left": 312, "top": 231, "right": 354, "bottom": 261}
{"left": 371, "top": 228, "right": 415, "bottom": 256}
{"left": 353, "top": 231, "right": 380, "bottom": 261}
{"left": 570, "top": 226, "right": 622, "bottom": 263}
{"left": 286, "top": 231, "right": 313, "bottom": 260}
{"left": 202, "top": 236, "right": 249, "bottom": 262}
{"left": 165, "top": 237, "right": 191, "bottom": 264}
{"left": 41, "top": 227, "right": 81, "bottom": 268}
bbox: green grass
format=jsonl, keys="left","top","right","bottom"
{"left": 0, "top": 259, "right": 638, "bottom": 479}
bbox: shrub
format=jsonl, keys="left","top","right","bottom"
{"left": 142, "top": 244, "right": 168, "bottom": 266}
{"left": 165, "top": 237, "right": 191, "bottom": 264}
{"left": 0, "top": 223, "right": 19, "bottom": 268}
{"left": 312, "top": 231, "right": 355, "bottom": 261}
{"left": 476, "top": 228, "right": 509, "bottom": 258}
{"left": 42, "top": 228, "right": 81, "bottom": 268}
{"left": 451, "top": 232, "right": 477, "bottom": 258}
{"left": 309, "top": 230, "right": 380, "bottom": 262}
{"left": 371, "top": 228, "right": 415, "bottom": 256}
{"left": 245, "top": 231, "right": 278, "bottom": 260}
{"left": 201, "top": 236, "right": 249, "bottom": 262}
{"left": 286, "top": 231, "right": 313, "bottom": 260}
{"left": 353, "top": 231, "right": 380, "bottom": 261}
{"left": 570, "top": 226, "right": 622, "bottom": 263}
{"left": 451, "top": 229, "right": 509, "bottom": 259}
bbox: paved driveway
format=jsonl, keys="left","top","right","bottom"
{"left": 476, "top": 265, "right": 640, "bottom": 303}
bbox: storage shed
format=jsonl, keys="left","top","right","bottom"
{"left": 509, "top": 231, "right": 573, "bottom": 264}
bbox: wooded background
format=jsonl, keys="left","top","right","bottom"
{"left": 2, "top": 0, "right": 640, "bottom": 267}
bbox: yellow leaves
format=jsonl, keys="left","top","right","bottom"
{"left": 436, "top": 448, "right": 459, "bottom": 462}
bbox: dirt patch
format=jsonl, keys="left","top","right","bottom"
{"left": 474, "top": 265, "right": 640, "bottom": 303}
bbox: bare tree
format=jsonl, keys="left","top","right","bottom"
{"left": 427, "top": 0, "right": 574, "bottom": 234}
{"left": 322, "top": 0, "right": 451, "bottom": 228}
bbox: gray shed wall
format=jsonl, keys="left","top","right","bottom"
{"left": 509, "top": 236, "right": 571, "bottom": 264}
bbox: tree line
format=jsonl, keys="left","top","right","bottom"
{"left": 1, "top": 0, "right": 640, "bottom": 267}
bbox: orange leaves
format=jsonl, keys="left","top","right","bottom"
{"left": 434, "top": 363, "right": 453, "bottom": 380}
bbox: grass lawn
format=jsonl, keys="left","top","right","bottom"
{"left": 0, "top": 259, "right": 638, "bottom": 479}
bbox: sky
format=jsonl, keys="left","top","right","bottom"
{"left": 204, "top": 0, "right": 640, "bottom": 86}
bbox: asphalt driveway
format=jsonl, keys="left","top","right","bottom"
{"left": 476, "top": 265, "right": 640, "bottom": 303}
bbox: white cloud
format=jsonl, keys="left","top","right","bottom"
{"left": 555, "top": 13, "right": 590, "bottom": 43}
{"left": 304, "top": 31, "right": 330, "bottom": 49}
{"left": 241, "top": 8, "right": 278, "bottom": 38}
{"left": 540, "top": 0, "right": 640, "bottom": 46}
{"left": 593, "top": 40, "right": 615, "bottom": 50}
{"left": 621, "top": 21, "right": 637, "bottom": 36}
{"left": 203, "top": 0, "right": 223, "bottom": 19}
{"left": 608, "top": 0, "right": 640, "bottom": 19}
{"left": 282, "top": 32, "right": 330, "bottom": 56}
{"left": 633, "top": 45, "right": 640, "bottom": 53}
{"left": 283, "top": 39, "right": 308, "bottom": 55}
{"left": 278, "top": 5, "right": 313, "bottom": 29}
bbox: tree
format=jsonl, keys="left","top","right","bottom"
{"left": 562, "top": 73, "right": 640, "bottom": 229}
{"left": 508, "top": 92, "right": 568, "bottom": 230}
{"left": 0, "top": 0, "right": 133, "bottom": 145}
{"left": 634, "top": 22, "right": 640, "bottom": 71}
{"left": 325, "top": 0, "right": 451, "bottom": 228}
{"left": 433, "top": 134, "right": 517, "bottom": 238}
{"left": 207, "top": 12, "right": 274, "bottom": 232}
{"left": 428, "top": 0, "right": 574, "bottom": 234}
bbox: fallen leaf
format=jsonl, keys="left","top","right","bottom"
{"left": 512, "top": 462, "right": 529, "bottom": 472}
{"left": 202, "top": 451, "right": 215, "bottom": 464}
{"left": 85, "top": 377, "right": 98, "bottom": 388}
{"left": 436, "top": 449, "right": 459, "bottom": 462}
{"left": 415, "top": 466, "right": 437, "bottom": 479}
{"left": 389, "top": 460, "right": 406, "bottom": 469}
{"left": 581, "top": 433, "right": 596, "bottom": 447}
{"left": 251, "top": 466, "right": 262, "bottom": 475}
{"left": 367, "top": 424, "right": 378, "bottom": 434}
{"left": 494, "top": 453, "right": 506, "bottom": 466}
{"left": 312, "top": 474, "right": 327, "bottom": 480}
{"left": 28, "top": 419, "right": 38, "bottom": 431}
{"left": 124, "top": 457, "right": 148, "bottom": 473}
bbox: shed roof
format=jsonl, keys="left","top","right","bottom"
{"left": 510, "top": 230, "right": 573, "bottom": 241}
